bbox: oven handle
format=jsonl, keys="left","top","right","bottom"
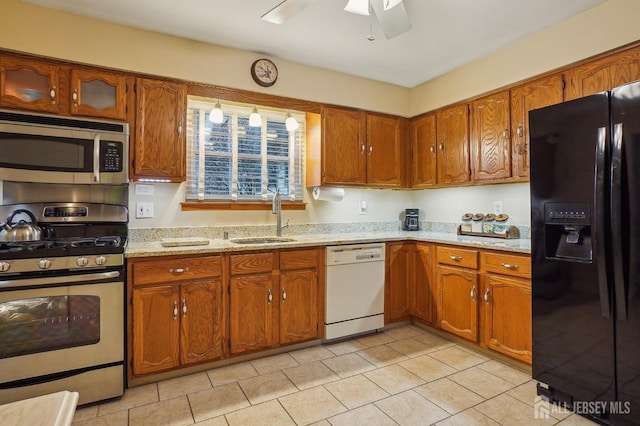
{"left": 0, "top": 270, "right": 120, "bottom": 288}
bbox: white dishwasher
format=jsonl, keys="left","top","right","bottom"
{"left": 325, "top": 243, "right": 385, "bottom": 340}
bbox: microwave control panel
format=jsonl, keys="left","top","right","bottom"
{"left": 100, "top": 141, "right": 123, "bottom": 172}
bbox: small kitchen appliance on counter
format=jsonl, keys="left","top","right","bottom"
{"left": 403, "top": 208, "right": 420, "bottom": 231}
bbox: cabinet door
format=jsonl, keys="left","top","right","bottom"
{"left": 386, "top": 243, "right": 412, "bottom": 323}
{"left": 134, "top": 78, "right": 186, "bottom": 182}
{"left": 481, "top": 274, "right": 532, "bottom": 363}
{"left": 412, "top": 243, "right": 433, "bottom": 324}
{"left": 132, "top": 285, "right": 180, "bottom": 375}
{"left": 366, "top": 114, "right": 403, "bottom": 187}
{"left": 229, "top": 274, "right": 275, "bottom": 354}
{"left": 0, "top": 56, "right": 59, "bottom": 113}
{"left": 565, "top": 46, "right": 640, "bottom": 101}
{"left": 321, "top": 106, "right": 366, "bottom": 185}
{"left": 436, "top": 104, "right": 470, "bottom": 185}
{"left": 510, "top": 74, "right": 564, "bottom": 180}
{"left": 70, "top": 69, "right": 127, "bottom": 120}
{"left": 180, "top": 280, "right": 224, "bottom": 365}
{"left": 410, "top": 114, "right": 437, "bottom": 188}
{"left": 470, "top": 91, "right": 511, "bottom": 182}
{"left": 279, "top": 270, "right": 318, "bottom": 344}
{"left": 436, "top": 265, "right": 478, "bottom": 342}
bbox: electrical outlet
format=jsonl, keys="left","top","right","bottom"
{"left": 136, "top": 202, "right": 154, "bottom": 218}
{"left": 359, "top": 200, "right": 367, "bottom": 215}
{"left": 493, "top": 201, "right": 504, "bottom": 215}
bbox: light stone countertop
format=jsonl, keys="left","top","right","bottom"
{"left": 0, "top": 391, "right": 79, "bottom": 426}
{"left": 125, "top": 230, "right": 531, "bottom": 258}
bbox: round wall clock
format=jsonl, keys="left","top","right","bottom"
{"left": 250, "top": 58, "right": 278, "bottom": 87}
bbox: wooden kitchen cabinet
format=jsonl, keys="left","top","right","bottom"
{"left": 129, "top": 255, "right": 224, "bottom": 376}
{"left": 470, "top": 91, "right": 511, "bottom": 182}
{"left": 0, "top": 55, "right": 60, "bottom": 113}
{"left": 565, "top": 45, "right": 640, "bottom": 101}
{"left": 386, "top": 242, "right": 434, "bottom": 325}
{"left": 510, "top": 74, "right": 564, "bottom": 180}
{"left": 436, "top": 104, "right": 470, "bottom": 185}
{"left": 132, "top": 77, "right": 187, "bottom": 182}
{"left": 480, "top": 251, "right": 532, "bottom": 364}
{"left": 229, "top": 249, "right": 321, "bottom": 355}
{"left": 69, "top": 68, "right": 127, "bottom": 120}
{"left": 436, "top": 246, "right": 479, "bottom": 342}
{"left": 410, "top": 113, "right": 437, "bottom": 188}
{"left": 311, "top": 106, "right": 404, "bottom": 187}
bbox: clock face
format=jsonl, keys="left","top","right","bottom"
{"left": 251, "top": 59, "right": 278, "bottom": 87}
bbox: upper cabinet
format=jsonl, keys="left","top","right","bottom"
{"left": 410, "top": 113, "right": 437, "bottom": 188}
{"left": 510, "top": 74, "right": 564, "bottom": 180}
{"left": 436, "top": 104, "right": 470, "bottom": 185}
{"left": 309, "top": 106, "right": 404, "bottom": 188}
{"left": 470, "top": 92, "right": 511, "bottom": 182}
{"left": 565, "top": 45, "right": 640, "bottom": 101}
{"left": 0, "top": 55, "right": 60, "bottom": 113}
{"left": 132, "top": 77, "right": 187, "bottom": 182}
{"left": 0, "top": 54, "right": 128, "bottom": 120}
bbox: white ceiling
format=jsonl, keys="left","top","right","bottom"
{"left": 24, "top": 0, "right": 606, "bottom": 88}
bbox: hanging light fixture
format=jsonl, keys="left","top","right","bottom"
{"left": 285, "top": 113, "right": 299, "bottom": 131}
{"left": 344, "top": 0, "right": 369, "bottom": 15}
{"left": 249, "top": 106, "right": 262, "bottom": 127}
{"left": 208, "top": 100, "right": 224, "bottom": 124}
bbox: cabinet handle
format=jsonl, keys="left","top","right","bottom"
{"left": 439, "top": 141, "right": 445, "bottom": 152}
{"left": 517, "top": 124, "right": 524, "bottom": 138}
{"left": 470, "top": 285, "right": 476, "bottom": 302}
{"left": 368, "top": 145, "right": 373, "bottom": 155}
{"left": 268, "top": 288, "right": 273, "bottom": 304}
{"left": 49, "top": 86, "right": 56, "bottom": 104}
{"left": 178, "top": 121, "right": 183, "bottom": 137}
{"left": 169, "top": 267, "right": 189, "bottom": 273}
{"left": 360, "top": 143, "right": 365, "bottom": 154}
{"left": 429, "top": 144, "right": 436, "bottom": 155}
{"left": 173, "top": 301, "right": 178, "bottom": 320}
{"left": 500, "top": 262, "right": 519, "bottom": 270}
{"left": 182, "top": 299, "right": 187, "bottom": 317}
{"left": 72, "top": 88, "right": 78, "bottom": 106}
{"left": 282, "top": 288, "right": 287, "bottom": 303}
{"left": 484, "top": 288, "right": 490, "bottom": 305}
{"left": 502, "top": 128, "right": 509, "bottom": 139}
{"left": 449, "top": 255, "right": 463, "bottom": 261}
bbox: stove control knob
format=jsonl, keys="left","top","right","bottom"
{"left": 38, "top": 259, "right": 52, "bottom": 270}
{"left": 95, "top": 256, "right": 107, "bottom": 266}
{"left": 0, "top": 262, "right": 10, "bottom": 272}
{"left": 76, "top": 257, "right": 89, "bottom": 267}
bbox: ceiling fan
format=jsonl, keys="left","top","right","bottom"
{"left": 261, "top": 0, "right": 412, "bottom": 40}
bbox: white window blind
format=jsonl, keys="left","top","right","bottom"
{"left": 186, "top": 100, "right": 304, "bottom": 202}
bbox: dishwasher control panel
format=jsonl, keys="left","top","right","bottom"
{"left": 326, "top": 243, "right": 386, "bottom": 265}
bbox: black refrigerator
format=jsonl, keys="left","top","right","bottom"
{"left": 530, "top": 80, "right": 640, "bottom": 425}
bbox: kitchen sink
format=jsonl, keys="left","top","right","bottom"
{"left": 229, "top": 237, "right": 295, "bottom": 244}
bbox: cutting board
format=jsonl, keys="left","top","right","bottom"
{"left": 161, "top": 237, "right": 210, "bottom": 247}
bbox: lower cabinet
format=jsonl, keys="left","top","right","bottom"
{"left": 229, "top": 248, "right": 321, "bottom": 355}
{"left": 129, "top": 256, "right": 224, "bottom": 376}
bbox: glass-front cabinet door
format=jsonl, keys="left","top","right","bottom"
{"left": 0, "top": 56, "right": 59, "bottom": 113}
{"left": 70, "top": 69, "right": 127, "bottom": 120}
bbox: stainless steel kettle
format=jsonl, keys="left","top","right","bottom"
{"left": 0, "top": 209, "right": 42, "bottom": 242}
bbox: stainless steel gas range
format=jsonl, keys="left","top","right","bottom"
{"left": 0, "top": 198, "right": 127, "bottom": 406}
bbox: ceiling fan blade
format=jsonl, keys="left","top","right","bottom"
{"left": 261, "top": 0, "right": 318, "bottom": 24}
{"left": 370, "top": 0, "right": 412, "bottom": 39}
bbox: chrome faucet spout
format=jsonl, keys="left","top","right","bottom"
{"left": 272, "top": 191, "right": 283, "bottom": 236}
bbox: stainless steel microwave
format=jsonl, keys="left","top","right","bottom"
{"left": 0, "top": 109, "right": 128, "bottom": 185}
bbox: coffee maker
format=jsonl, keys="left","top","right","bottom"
{"left": 403, "top": 208, "right": 420, "bottom": 231}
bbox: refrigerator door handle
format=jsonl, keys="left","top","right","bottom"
{"left": 595, "top": 125, "right": 611, "bottom": 318}
{"left": 611, "top": 122, "right": 628, "bottom": 320}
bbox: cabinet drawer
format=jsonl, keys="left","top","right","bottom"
{"left": 132, "top": 256, "right": 221, "bottom": 286}
{"left": 280, "top": 249, "right": 318, "bottom": 271}
{"left": 481, "top": 251, "right": 531, "bottom": 278}
{"left": 437, "top": 246, "right": 478, "bottom": 269}
{"left": 231, "top": 252, "right": 275, "bottom": 275}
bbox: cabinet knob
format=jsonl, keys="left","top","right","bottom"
{"left": 178, "top": 121, "right": 183, "bottom": 137}
{"left": 368, "top": 145, "right": 373, "bottom": 155}
{"left": 439, "top": 141, "right": 445, "bottom": 152}
{"left": 169, "top": 267, "right": 189, "bottom": 273}
{"left": 360, "top": 143, "right": 365, "bottom": 154}
{"left": 429, "top": 145, "right": 436, "bottom": 155}
{"left": 182, "top": 299, "right": 187, "bottom": 317}
{"left": 500, "top": 262, "right": 519, "bottom": 270}
{"left": 49, "top": 86, "right": 56, "bottom": 104}
{"left": 173, "top": 301, "right": 178, "bottom": 320}
{"left": 502, "top": 128, "right": 509, "bottom": 139}
{"left": 449, "top": 255, "right": 463, "bottom": 261}
{"left": 470, "top": 285, "right": 477, "bottom": 302}
{"left": 268, "top": 288, "right": 273, "bottom": 304}
{"left": 484, "top": 288, "right": 490, "bottom": 305}
{"left": 282, "top": 288, "right": 287, "bottom": 303}
{"left": 517, "top": 124, "right": 524, "bottom": 138}
{"left": 72, "top": 88, "right": 78, "bottom": 106}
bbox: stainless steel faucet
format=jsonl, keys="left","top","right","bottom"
{"left": 272, "top": 190, "right": 289, "bottom": 236}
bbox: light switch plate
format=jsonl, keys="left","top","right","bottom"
{"left": 359, "top": 200, "right": 367, "bottom": 215}
{"left": 136, "top": 202, "right": 154, "bottom": 218}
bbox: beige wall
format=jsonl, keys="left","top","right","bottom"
{"left": 410, "top": 0, "right": 640, "bottom": 115}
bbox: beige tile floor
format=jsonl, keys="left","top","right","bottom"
{"left": 72, "top": 325, "right": 598, "bottom": 426}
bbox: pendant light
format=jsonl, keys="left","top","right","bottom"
{"left": 285, "top": 113, "right": 299, "bottom": 131}
{"left": 249, "top": 106, "right": 262, "bottom": 127}
{"left": 344, "top": 0, "right": 369, "bottom": 15}
{"left": 208, "top": 100, "right": 224, "bottom": 124}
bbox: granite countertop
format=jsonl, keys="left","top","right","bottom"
{"left": 0, "top": 391, "right": 79, "bottom": 426}
{"left": 125, "top": 230, "right": 531, "bottom": 258}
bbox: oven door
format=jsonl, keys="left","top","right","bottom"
{"left": 0, "top": 272, "right": 124, "bottom": 384}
